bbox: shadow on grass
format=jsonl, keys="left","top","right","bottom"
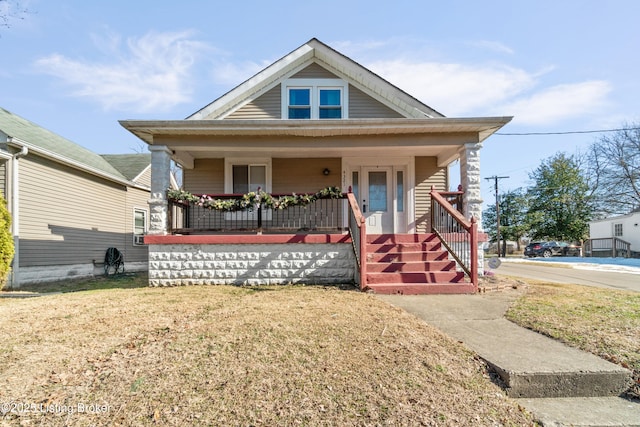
{"left": 3, "top": 272, "right": 150, "bottom": 294}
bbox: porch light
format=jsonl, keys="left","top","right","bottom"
{"left": 323, "top": 168, "right": 330, "bottom": 176}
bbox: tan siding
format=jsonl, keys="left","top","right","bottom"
{"left": 272, "top": 158, "right": 341, "bottom": 193}
{"left": 291, "top": 63, "right": 338, "bottom": 79}
{"left": 227, "top": 85, "right": 281, "bottom": 119}
{"left": 414, "top": 157, "right": 447, "bottom": 232}
{"left": 135, "top": 166, "right": 152, "bottom": 187}
{"left": 349, "top": 85, "right": 404, "bottom": 119}
{"left": 18, "top": 155, "right": 138, "bottom": 267}
{"left": 183, "top": 159, "right": 224, "bottom": 194}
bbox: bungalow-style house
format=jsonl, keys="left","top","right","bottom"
{"left": 0, "top": 107, "right": 151, "bottom": 287}
{"left": 587, "top": 209, "right": 640, "bottom": 258}
{"left": 120, "top": 38, "right": 512, "bottom": 294}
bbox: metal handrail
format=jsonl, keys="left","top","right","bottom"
{"left": 430, "top": 187, "right": 478, "bottom": 289}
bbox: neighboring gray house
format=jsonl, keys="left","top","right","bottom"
{"left": 120, "top": 38, "right": 511, "bottom": 294}
{"left": 0, "top": 107, "right": 151, "bottom": 287}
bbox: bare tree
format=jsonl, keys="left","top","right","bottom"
{"left": 588, "top": 124, "right": 640, "bottom": 216}
{"left": 0, "top": 0, "right": 29, "bottom": 30}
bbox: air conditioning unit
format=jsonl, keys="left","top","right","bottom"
{"left": 134, "top": 235, "right": 145, "bottom": 245}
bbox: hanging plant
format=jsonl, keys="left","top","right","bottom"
{"left": 167, "top": 187, "right": 344, "bottom": 212}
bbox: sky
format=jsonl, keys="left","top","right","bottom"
{"left": 2, "top": 0, "right": 640, "bottom": 205}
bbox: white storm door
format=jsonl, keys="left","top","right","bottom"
{"left": 362, "top": 167, "right": 393, "bottom": 234}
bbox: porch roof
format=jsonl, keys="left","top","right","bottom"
{"left": 119, "top": 116, "right": 511, "bottom": 168}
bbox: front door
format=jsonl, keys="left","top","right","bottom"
{"left": 361, "top": 167, "right": 393, "bottom": 234}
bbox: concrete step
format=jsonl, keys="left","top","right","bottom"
{"left": 516, "top": 396, "right": 640, "bottom": 427}
{"left": 367, "top": 260, "right": 456, "bottom": 273}
{"left": 363, "top": 282, "right": 476, "bottom": 295}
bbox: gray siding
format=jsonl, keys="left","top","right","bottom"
{"left": 414, "top": 157, "right": 447, "bottom": 233}
{"left": 18, "top": 154, "right": 148, "bottom": 267}
{"left": 227, "top": 85, "right": 281, "bottom": 119}
{"left": 291, "top": 63, "right": 338, "bottom": 79}
{"left": 349, "top": 85, "right": 404, "bottom": 119}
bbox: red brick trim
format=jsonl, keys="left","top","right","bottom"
{"left": 144, "top": 234, "right": 352, "bottom": 245}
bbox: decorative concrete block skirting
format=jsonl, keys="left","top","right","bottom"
{"left": 145, "top": 235, "right": 356, "bottom": 287}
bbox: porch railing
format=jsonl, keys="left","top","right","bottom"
{"left": 584, "top": 237, "right": 631, "bottom": 258}
{"left": 346, "top": 190, "right": 366, "bottom": 289}
{"left": 430, "top": 187, "right": 478, "bottom": 288}
{"left": 168, "top": 193, "right": 347, "bottom": 234}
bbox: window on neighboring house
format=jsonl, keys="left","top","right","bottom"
{"left": 133, "top": 208, "right": 147, "bottom": 245}
{"left": 284, "top": 79, "right": 347, "bottom": 119}
{"left": 614, "top": 223, "right": 623, "bottom": 237}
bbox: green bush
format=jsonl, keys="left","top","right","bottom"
{"left": 0, "top": 194, "right": 14, "bottom": 289}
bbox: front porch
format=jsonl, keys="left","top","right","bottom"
{"left": 144, "top": 187, "right": 481, "bottom": 294}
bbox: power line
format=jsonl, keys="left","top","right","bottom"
{"left": 485, "top": 176, "right": 509, "bottom": 257}
{"left": 495, "top": 126, "right": 640, "bottom": 136}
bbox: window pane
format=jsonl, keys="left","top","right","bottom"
{"left": 233, "top": 165, "right": 249, "bottom": 193}
{"left": 289, "top": 107, "right": 311, "bottom": 119}
{"left": 134, "top": 210, "right": 146, "bottom": 234}
{"left": 289, "top": 89, "right": 310, "bottom": 106}
{"left": 396, "top": 171, "right": 404, "bottom": 212}
{"left": 319, "top": 108, "right": 341, "bottom": 119}
{"left": 352, "top": 171, "right": 359, "bottom": 200}
{"left": 368, "top": 171, "right": 387, "bottom": 212}
{"left": 249, "top": 165, "right": 266, "bottom": 192}
{"left": 320, "top": 89, "right": 340, "bottom": 106}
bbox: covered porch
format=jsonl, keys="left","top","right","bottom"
{"left": 120, "top": 117, "right": 506, "bottom": 292}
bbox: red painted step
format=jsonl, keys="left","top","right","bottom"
{"left": 363, "top": 233, "right": 473, "bottom": 294}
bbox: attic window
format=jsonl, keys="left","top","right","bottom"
{"left": 283, "top": 79, "right": 347, "bottom": 119}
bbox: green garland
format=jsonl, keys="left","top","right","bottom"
{"left": 167, "top": 186, "right": 344, "bottom": 212}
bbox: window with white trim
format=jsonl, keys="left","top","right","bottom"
{"left": 232, "top": 164, "right": 266, "bottom": 193}
{"left": 283, "top": 79, "right": 347, "bottom": 119}
{"left": 133, "top": 208, "right": 147, "bottom": 245}
{"left": 614, "top": 223, "right": 623, "bottom": 237}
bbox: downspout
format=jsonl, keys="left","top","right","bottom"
{"left": 7, "top": 138, "right": 28, "bottom": 288}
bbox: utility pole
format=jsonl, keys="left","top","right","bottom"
{"left": 485, "top": 176, "right": 509, "bottom": 256}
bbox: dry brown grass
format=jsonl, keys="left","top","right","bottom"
{"left": 505, "top": 280, "right": 640, "bottom": 399}
{"left": 0, "top": 281, "right": 533, "bottom": 426}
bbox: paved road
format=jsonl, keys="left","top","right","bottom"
{"left": 492, "top": 261, "right": 640, "bottom": 292}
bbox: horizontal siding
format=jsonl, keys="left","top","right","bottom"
{"left": 272, "top": 158, "right": 341, "bottom": 194}
{"left": 135, "top": 166, "right": 152, "bottom": 187}
{"left": 18, "top": 155, "right": 142, "bottom": 267}
{"left": 349, "top": 85, "right": 404, "bottom": 119}
{"left": 414, "top": 157, "right": 447, "bottom": 233}
{"left": 227, "top": 85, "right": 281, "bottom": 119}
{"left": 291, "top": 63, "right": 338, "bottom": 79}
{"left": 183, "top": 159, "right": 224, "bottom": 194}
{"left": 0, "top": 161, "right": 6, "bottom": 199}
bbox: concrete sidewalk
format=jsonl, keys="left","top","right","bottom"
{"left": 378, "top": 289, "right": 640, "bottom": 426}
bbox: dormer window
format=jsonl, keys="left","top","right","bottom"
{"left": 283, "top": 79, "right": 347, "bottom": 119}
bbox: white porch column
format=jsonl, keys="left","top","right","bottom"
{"left": 148, "top": 145, "right": 172, "bottom": 235}
{"left": 460, "top": 142, "right": 485, "bottom": 275}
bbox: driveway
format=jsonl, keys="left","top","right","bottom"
{"left": 492, "top": 260, "right": 640, "bottom": 292}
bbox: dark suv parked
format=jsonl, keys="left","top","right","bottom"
{"left": 524, "top": 241, "right": 580, "bottom": 258}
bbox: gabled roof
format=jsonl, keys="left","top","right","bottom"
{"left": 187, "top": 38, "right": 445, "bottom": 121}
{"left": 101, "top": 153, "right": 151, "bottom": 182}
{"left": 0, "top": 107, "right": 149, "bottom": 188}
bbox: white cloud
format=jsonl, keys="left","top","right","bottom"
{"left": 35, "top": 31, "right": 208, "bottom": 113}
{"left": 498, "top": 81, "right": 612, "bottom": 125}
{"left": 368, "top": 59, "right": 537, "bottom": 116}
